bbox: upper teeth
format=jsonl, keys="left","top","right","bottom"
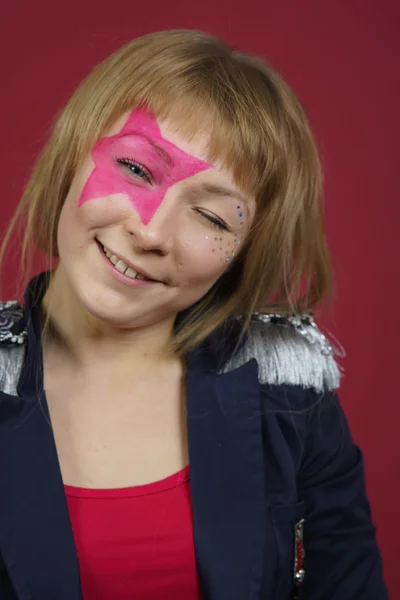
{"left": 102, "top": 245, "right": 149, "bottom": 281}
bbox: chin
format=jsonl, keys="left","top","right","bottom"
{"left": 79, "top": 285, "right": 136, "bottom": 325}
{"left": 74, "top": 278, "right": 170, "bottom": 330}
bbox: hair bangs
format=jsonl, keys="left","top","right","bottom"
{"left": 114, "top": 64, "right": 274, "bottom": 201}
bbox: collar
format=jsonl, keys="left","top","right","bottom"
{"left": 16, "top": 271, "right": 50, "bottom": 398}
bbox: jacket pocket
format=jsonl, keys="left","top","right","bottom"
{"left": 269, "top": 501, "right": 305, "bottom": 600}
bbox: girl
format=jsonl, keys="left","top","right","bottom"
{"left": 0, "top": 29, "right": 387, "bottom": 600}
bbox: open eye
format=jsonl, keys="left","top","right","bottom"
{"left": 116, "top": 158, "right": 152, "bottom": 184}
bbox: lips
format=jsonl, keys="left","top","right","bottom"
{"left": 97, "top": 240, "right": 159, "bottom": 282}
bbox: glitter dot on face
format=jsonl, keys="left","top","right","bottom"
{"left": 237, "top": 240, "right": 241, "bottom": 244}
{"left": 205, "top": 235, "right": 209, "bottom": 239}
{"left": 232, "top": 252, "right": 235, "bottom": 256}
{"left": 226, "top": 257, "right": 230, "bottom": 262}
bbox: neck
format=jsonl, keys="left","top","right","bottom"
{"left": 41, "top": 268, "right": 179, "bottom": 373}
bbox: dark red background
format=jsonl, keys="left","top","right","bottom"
{"left": 1, "top": 1, "right": 398, "bottom": 597}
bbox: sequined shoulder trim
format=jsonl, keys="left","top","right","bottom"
{"left": 219, "top": 312, "right": 344, "bottom": 392}
{"left": 251, "top": 312, "right": 335, "bottom": 356}
{"left": 0, "top": 301, "right": 27, "bottom": 346}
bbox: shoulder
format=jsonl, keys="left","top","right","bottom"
{"left": 0, "top": 301, "right": 27, "bottom": 395}
{"left": 219, "top": 312, "right": 343, "bottom": 394}
{"left": 0, "top": 300, "right": 27, "bottom": 345}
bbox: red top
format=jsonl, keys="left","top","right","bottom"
{"left": 65, "top": 466, "right": 202, "bottom": 600}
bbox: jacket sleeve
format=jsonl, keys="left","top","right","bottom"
{"left": 298, "top": 390, "right": 388, "bottom": 599}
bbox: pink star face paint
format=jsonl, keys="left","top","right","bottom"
{"left": 79, "top": 108, "right": 213, "bottom": 225}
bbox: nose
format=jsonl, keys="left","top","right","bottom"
{"left": 124, "top": 200, "right": 175, "bottom": 255}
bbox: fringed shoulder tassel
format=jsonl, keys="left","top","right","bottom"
{"left": 220, "top": 313, "right": 344, "bottom": 393}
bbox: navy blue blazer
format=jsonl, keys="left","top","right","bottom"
{"left": 0, "top": 275, "right": 388, "bottom": 599}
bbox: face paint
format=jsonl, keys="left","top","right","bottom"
{"left": 212, "top": 203, "right": 244, "bottom": 263}
{"left": 79, "top": 108, "right": 212, "bottom": 225}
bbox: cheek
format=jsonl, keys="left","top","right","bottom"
{"left": 57, "top": 197, "right": 89, "bottom": 258}
{"left": 56, "top": 177, "right": 117, "bottom": 255}
{"left": 65, "top": 162, "right": 134, "bottom": 231}
{"left": 58, "top": 161, "right": 96, "bottom": 228}
{"left": 177, "top": 229, "right": 241, "bottom": 281}
{"left": 77, "top": 194, "right": 131, "bottom": 229}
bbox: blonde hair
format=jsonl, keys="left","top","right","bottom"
{"left": 0, "top": 29, "right": 333, "bottom": 355}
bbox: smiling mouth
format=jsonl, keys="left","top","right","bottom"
{"left": 99, "top": 243, "right": 154, "bottom": 282}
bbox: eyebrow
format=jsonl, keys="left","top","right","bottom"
{"left": 197, "top": 182, "right": 248, "bottom": 206}
{"left": 121, "top": 132, "right": 172, "bottom": 165}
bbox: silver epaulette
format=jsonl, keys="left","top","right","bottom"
{"left": 0, "top": 302, "right": 343, "bottom": 396}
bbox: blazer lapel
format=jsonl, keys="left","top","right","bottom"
{"left": 186, "top": 358, "right": 272, "bottom": 600}
{"left": 0, "top": 392, "right": 81, "bottom": 600}
{"left": 0, "top": 274, "right": 82, "bottom": 599}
